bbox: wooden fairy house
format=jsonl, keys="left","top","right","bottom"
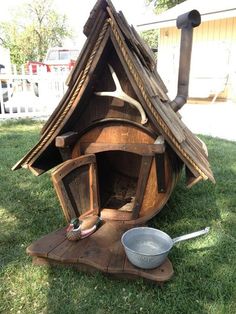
{"left": 13, "top": 1, "right": 214, "bottom": 283}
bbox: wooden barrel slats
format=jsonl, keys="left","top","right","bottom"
{"left": 52, "top": 122, "right": 182, "bottom": 225}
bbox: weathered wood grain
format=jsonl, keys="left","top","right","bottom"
{"left": 51, "top": 154, "right": 99, "bottom": 222}
{"left": 27, "top": 222, "right": 174, "bottom": 284}
{"left": 55, "top": 132, "right": 78, "bottom": 148}
{"left": 14, "top": 0, "right": 215, "bottom": 191}
{"left": 132, "top": 156, "right": 153, "bottom": 219}
{"left": 80, "top": 142, "right": 165, "bottom": 156}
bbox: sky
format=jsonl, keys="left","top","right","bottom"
{"left": 0, "top": 0, "right": 157, "bottom": 47}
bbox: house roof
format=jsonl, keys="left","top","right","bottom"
{"left": 137, "top": 0, "right": 236, "bottom": 30}
{"left": 12, "top": 0, "right": 214, "bottom": 185}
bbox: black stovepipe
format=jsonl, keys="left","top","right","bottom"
{"left": 171, "top": 10, "right": 201, "bottom": 112}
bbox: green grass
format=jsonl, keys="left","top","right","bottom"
{"left": 0, "top": 119, "right": 235, "bottom": 314}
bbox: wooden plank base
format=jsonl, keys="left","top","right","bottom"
{"left": 27, "top": 222, "right": 174, "bottom": 284}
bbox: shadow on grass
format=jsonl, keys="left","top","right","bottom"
{"left": 1, "top": 122, "right": 235, "bottom": 313}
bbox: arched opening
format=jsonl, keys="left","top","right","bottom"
{"left": 96, "top": 151, "right": 142, "bottom": 211}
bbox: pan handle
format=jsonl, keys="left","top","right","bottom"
{"left": 172, "top": 227, "right": 210, "bottom": 245}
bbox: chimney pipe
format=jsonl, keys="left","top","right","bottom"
{"left": 170, "top": 10, "right": 201, "bottom": 112}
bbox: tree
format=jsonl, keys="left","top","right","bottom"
{"left": 0, "top": 0, "right": 73, "bottom": 65}
{"left": 140, "top": 29, "right": 159, "bottom": 50}
{"left": 146, "top": 0, "right": 186, "bottom": 14}
{"left": 139, "top": 1, "right": 186, "bottom": 55}
{"left": 139, "top": 29, "right": 159, "bottom": 62}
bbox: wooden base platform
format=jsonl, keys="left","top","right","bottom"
{"left": 27, "top": 222, "right": 174, "bottom": 284}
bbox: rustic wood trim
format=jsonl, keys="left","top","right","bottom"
{"left": 185, "top": 166, "right": 202, "bottom": 188}
{"left": 109, "top": 28, "right": 201, "bottom": 177}
{"left": 41, "top": 10, "right": 108, "bottom": 136}
{"left": 79, "top": 208, "right": 99, "bottom": 220}
{"left": 83, "top": 0, "right": 107, "bottom": 37}
{"left": 26, "top": 227, "right": 68, "bottom": 258}
{"left": 58, "top": 147, "right": 72, "bottom": 161}
{"left": 69, "top": 10, "right": 108, "bottom": 87}
{"left": 81, "top": 142, "right": 165, "bottom": 156}
{"left": 52, "top": 154, "right": 96, "bottom": 183}
{"left": 55, "top": 132, "right": 78, "bottom": 148}
{"left": 107, "top": 13, "right": 213, "bottom": 182}
{"left": 109, "top": 31, "right": 150, "bottom": 121}
{"left": 27, "top": 165, "right": 42, "bottom": 176}
{"left": 14, "top": 21, "right": 110, "bottom": 172}
{"left": 132, "top": 156, "right": 153, "bottom": 219}
{"left": 100, "top": 208, "right": 133, "bottom": 221}
{"left": 51, "top": 154, "right": 99, "bottom": 222}
{"left": 32, "top": 255, "right": 173, "bottom": 284}
{"left": 13, "top": 3, "right": 215, "bottom": 186}
{"left": 89, "top": 162, "right": 100, "bottom": 214}
{"left": 52, "top": 176, "right": 79, "bottom": 222}
{"left": 76, "top": 118, "right": 157, "bottom": 139}
{"left": 55, "top": 131, "right": 79, "bottom": 162}
{"left": 27, "top": 222, "right": 174, "bottom": 284}
{"left": 156, "top": 154, "right": 166, "bottom": 193}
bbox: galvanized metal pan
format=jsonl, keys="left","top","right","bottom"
{"left": 121, "top": 227, "right": 210, "bottom": 269}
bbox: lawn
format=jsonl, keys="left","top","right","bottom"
{"left": 0, "top": 119, "right": 235, "bottom": 314}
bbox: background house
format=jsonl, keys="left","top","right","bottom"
{"left": 138, "top": 0, "right": 236, "bottom": 101}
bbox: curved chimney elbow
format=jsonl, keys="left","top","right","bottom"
{"left": 171, "top": 95, "right": 187, "bottom": 112}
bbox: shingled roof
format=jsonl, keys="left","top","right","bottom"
{"left": 13, "top": 0, "right": 214, "bottom": 185}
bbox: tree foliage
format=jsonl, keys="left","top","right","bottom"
{"left": 140, "top": 1, "right": 186, "bottom": 54}
{"left": 146, "top": 0, "right": 186, "bottom": 13}
{"left": 0, "top": 0, "right": 72, "bottom": 65}
{"left": 139, "top": 29, "right": 159, "bottom": 61}
{"left": 140, "top": 29, "right": 159, "bottom": 50}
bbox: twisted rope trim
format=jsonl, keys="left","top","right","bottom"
{"left": 24, "top": 20, "right": 110, "bottom": 166}
{"left": 24, "top": 16, "right": 207, "bottom": 181}
{"left": 109, "top": 19, "right": 207, "bottom": 180}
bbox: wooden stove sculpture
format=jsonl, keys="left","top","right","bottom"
{"left": 13, "top": 0, "right": 214, "bottom": 284}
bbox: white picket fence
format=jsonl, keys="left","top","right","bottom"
{"left": 0, "top": 65, "right": 69, "bottom": 119}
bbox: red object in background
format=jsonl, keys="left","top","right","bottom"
{"left": 26, "top": 61, "right": 51, "bottom": 74}
{"left": 26, "top": 47, "right": 80, "bottom": 74}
